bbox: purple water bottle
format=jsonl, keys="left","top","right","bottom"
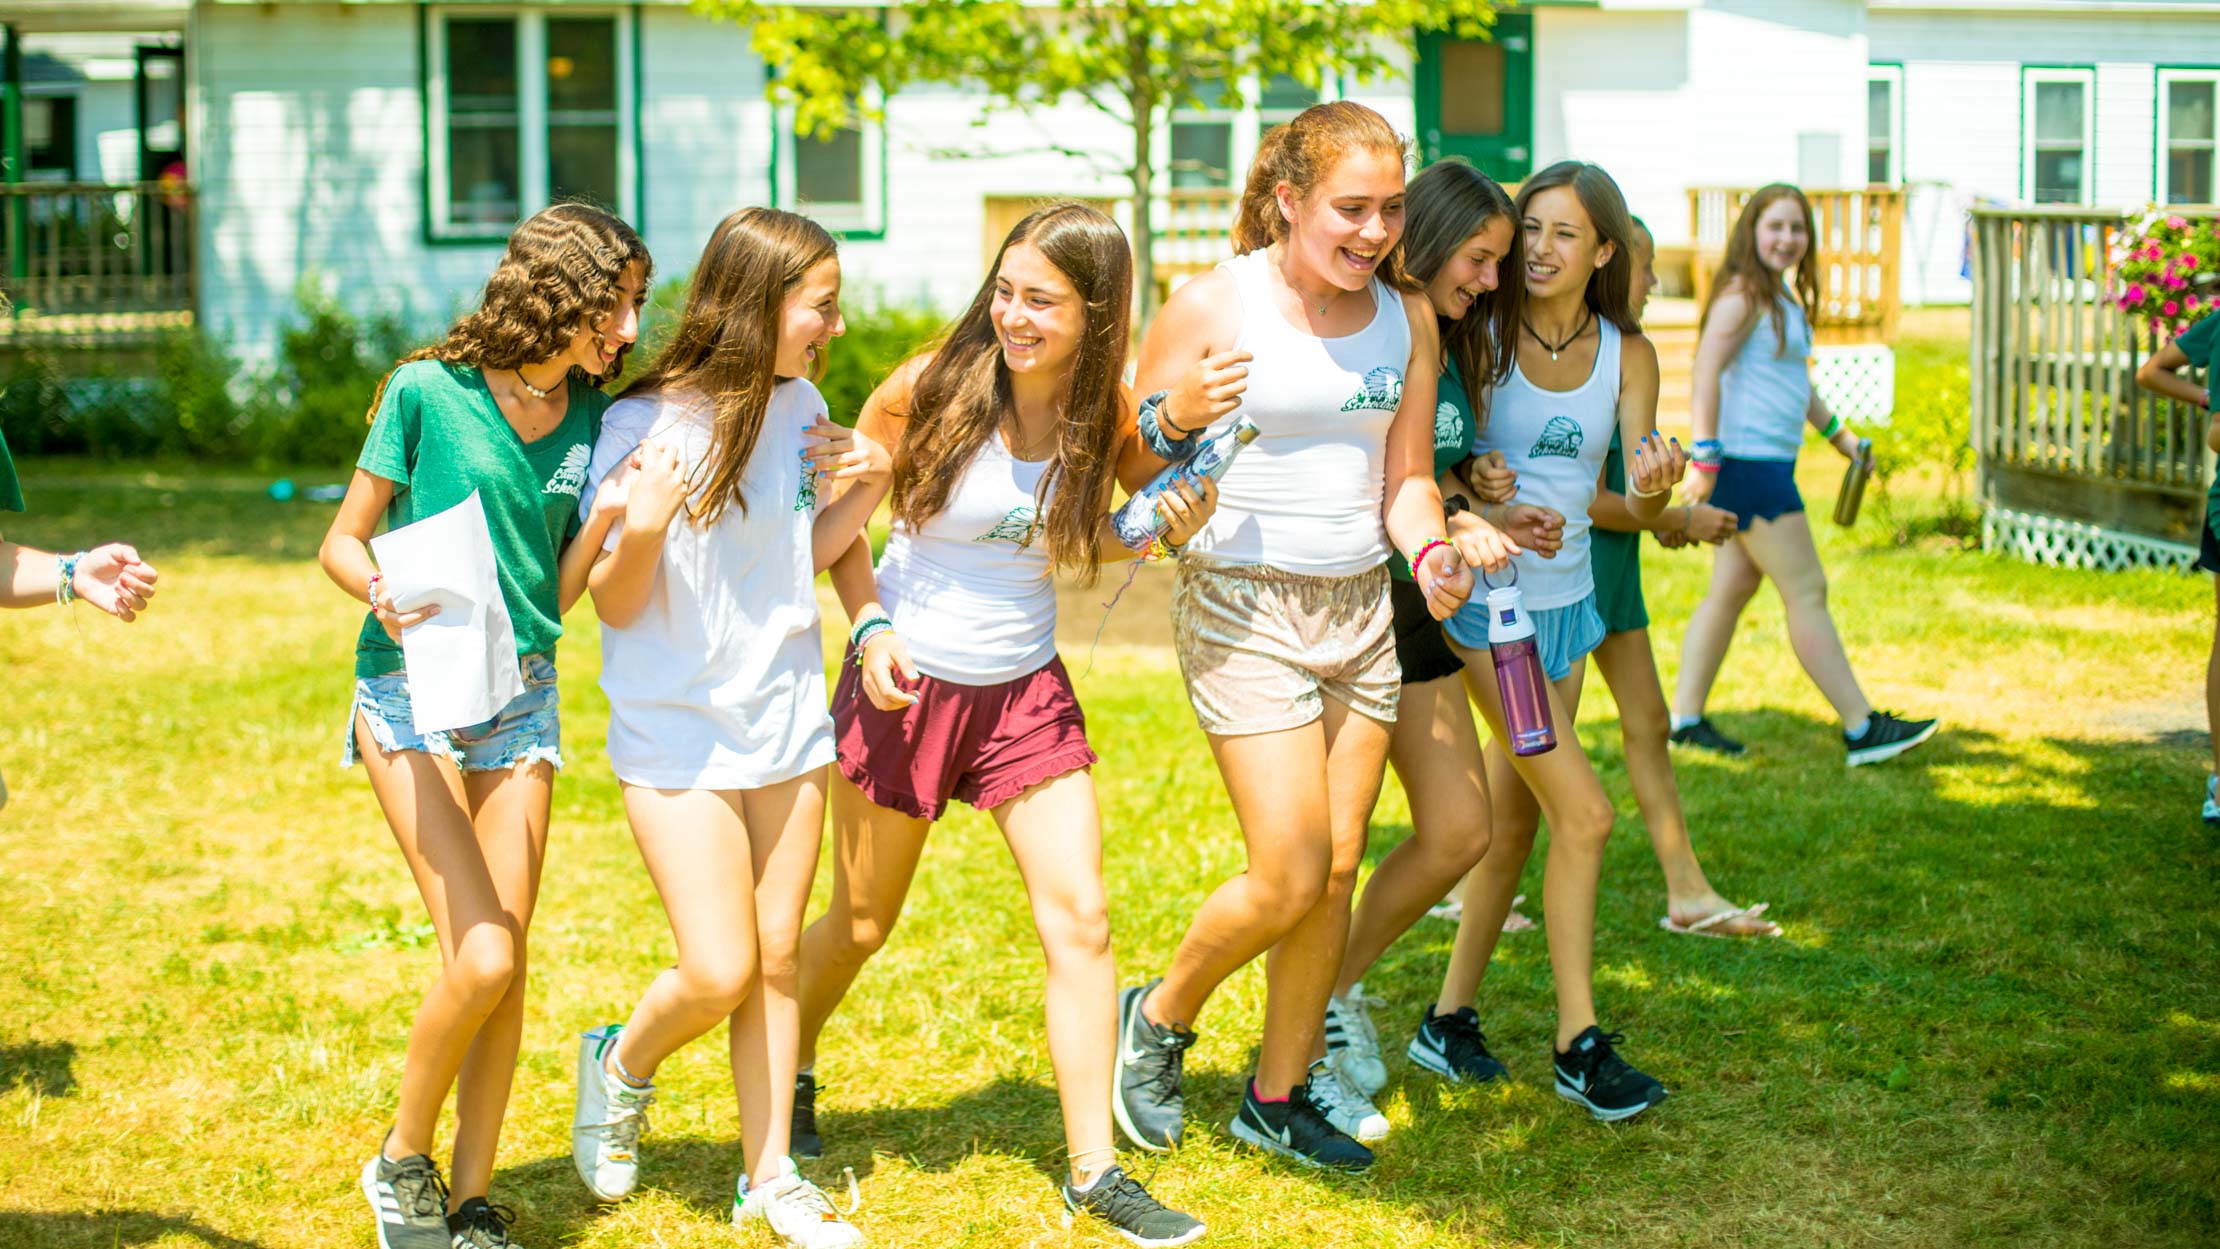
{"left": 1486, "top": 581, "right": 1557, "bottom": 756}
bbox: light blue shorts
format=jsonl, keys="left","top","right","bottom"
{"left": 341, "top": 652, "right": 565, "bottom": 772}
{"left": 1442, "top": 592, "right": 1607, "bottom": 683}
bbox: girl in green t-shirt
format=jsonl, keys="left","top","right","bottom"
{"left": 2134, "top": 308, "right": 2219, "bottom": 824}
{"left": 318, "top": 202, "right": 650, "bottom": 1249}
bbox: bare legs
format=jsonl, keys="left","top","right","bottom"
{"left": 1674, "top": 512, "right": 1872, "bottom": 729}
{"left": 608, "top": 774, "right": 826, "bottom": 1184}
{"left": 356, "top": 719, "right": 551, "bottom": 1208}
{"left": 1144, "top": 700, "right": 1390, "bottom": 1096}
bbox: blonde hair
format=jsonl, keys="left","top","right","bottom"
{"left": 1231, "top": 101, "right": 1409, "bottom": 256}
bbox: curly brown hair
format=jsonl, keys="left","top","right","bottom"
{"left": 365, "top": 201, "right": 651, "bottom": 420}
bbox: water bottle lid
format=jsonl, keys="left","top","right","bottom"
{"left": 1230, "top": 415, "right": 1261, "bottom": 443}
{"left": 1485, "top": 585, "right": 1534, "bottom": 643}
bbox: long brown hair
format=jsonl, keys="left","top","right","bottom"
{"left": 1232, "top": 100, "right": 1409, "bottom": 266}
{"left": 1401, "top": 158, "right": 1521, "bottom": 419}
{"left": 1514, "top": 161, "right": 1638, "bottom": 336}
{"left": 1700, "top": 183, "right": 1821, "bottom": 354}
{"left": 621, "top": 208, "right": 837, "bottom": 524}
{"left": 890, "top": 202, "right": 1132, "bottom": 586}
{"left": 367, "top": 201, "right": 650, "bottom": 419}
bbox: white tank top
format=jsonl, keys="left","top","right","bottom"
{"left": 1477, "top": 318, "right": 1623, "bottom": 611}
{"left": 876, "top": 431, "right": 1059, "bottom": 685}
{"left": 1718, "top": 293, "right": 1813, "bottom": 462}
{"left": 1182, "top": 249, "right": 1410, "bottom": 577}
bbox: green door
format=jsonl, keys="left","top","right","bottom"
{"left": 1415, "top": 15, "right": 1533, "bottom": 182}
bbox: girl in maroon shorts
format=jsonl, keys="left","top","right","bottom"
{"left": 789, "top": 203, "right": 1214, "bottom": 1247}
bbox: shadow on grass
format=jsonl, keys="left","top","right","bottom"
{"left": 0, "top": 1210, "right": 268, "bottom": 1248}
{"left": 7, "top": 467, "right": 339, "bottom": 564}
{"left": 0, "top": 1038, "right": 76, "bottom": 1098}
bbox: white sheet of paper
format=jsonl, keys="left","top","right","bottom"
{"left": 369, "top": 490, "right": 525, "bottom": 734}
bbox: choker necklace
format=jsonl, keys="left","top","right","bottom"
{"left": 515, "top": 368, "right": 559, "bottom": 400}
{"left": 1522, "top": 310, "right": 1590, "bottom": 362}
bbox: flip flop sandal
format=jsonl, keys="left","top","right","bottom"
{"left": 1659, "top": 902, "right": 1779, "bottom": 939}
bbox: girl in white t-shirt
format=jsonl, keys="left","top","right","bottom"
{"left": 792, "top": 203, "right": 1212, "bottom": 1248}
{"left": 568, "top": 208, "right": 890, "bottom": 1249}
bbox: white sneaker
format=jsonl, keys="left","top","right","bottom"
{"left": 734, "top": 1161, "right": 865, "bottom": 1249}
{"left": 1324, "top": 985, "right": 1389, "bottom": 1096}
{"left": 572, "top": 1025, "right": 653, "bottom": 1202}
{"left": 1306, "top": 1059, "right": 1389, "bottom": 1143}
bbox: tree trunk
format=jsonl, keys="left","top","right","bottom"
{"left": 1131, "top": 90, "right": 1157, "bottom": 326}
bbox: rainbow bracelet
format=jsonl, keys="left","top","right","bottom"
{"left": 1408, "top": 537, "right": 1452, "bottom": 574}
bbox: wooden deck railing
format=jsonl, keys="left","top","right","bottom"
{"left": 0, "top": 181, "right": 196, "bottom": 339}
{"left": 1688, "top": 186, "right": 1903, "bottom": 344}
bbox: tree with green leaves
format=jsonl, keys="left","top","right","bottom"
{"left": 705, "top": 0, "right": 1509, "bottom": 315}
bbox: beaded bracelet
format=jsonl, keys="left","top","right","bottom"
{"left": 849, "top": 611, "right": 892, "bottom": 649}
{"left": 55, "top": 551, "right": 83, "bottom": 608}
{"left": 851, "top": 619, "right": 895, "bottom": 663}
{"left": 1689, "top": 460, "right": 1721, "bottom": 474}
{"left": 1408, "top": 537, "right": 1452, "bottom": 574}
{"left": 366, "top": 572, "right": 386, "bottom": 614}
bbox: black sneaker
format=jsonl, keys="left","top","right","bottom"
{"left": 1405, "top": 1004, "right": 1508, "bottom": 1085}
{"left": 1844, "top": 711, "right": 1938, "bottom": 767}
{"left": 1552, "top": 1026, "right": 1667, "bottom": 1122}
{"left": 1228, "top": 1081, "right": 1374, "bottom": 1171}
{"left": 1669, "top": 717, "right": 1746, "bottom": 756}
{"left": 1061, "top": 1165, "right": 1206, "bottom": 1247}
{"left": 360, "top": 1149, "right": 453, "bottom": 1249}
{"left": 1113, "top": 979, "right": 1195, "bottom": 1152}
{"left": 791, "top": 1072, "right": 822, "bottom": 1159}
{"left": 448, "top": 1197, "right": 519, "bottom": 1248}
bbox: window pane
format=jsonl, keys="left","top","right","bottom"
{"left": 1867, "top": 79, "right": 1891, "bottom": 139}
{"left": 2033, "top": 149, "right": 2083, "bottom": 203}
{"left": 447, "top": 19, "right": 519, "bottom": 225}
{"left": 2034, "top": 81, "right": 2084, "bottom": 143}
{"left": 1439, "top": 41, "right": 1505, "bottom": 136}
{"left": 2168, "top": 145, "right": 2214, "bottom": 205}
{"left": 1187, "top": 76, "right": 1237, "bottom": 112}
{"left": 795, "top": 125, "right": 864, "bottom": 207}
{"left": 2169, "top": 80, "right": 2216, "bottom": 144}
{"left": 550, "top": 124, "right": 618, "bottom": 207}
{"left": 1868, "top": 148, "right": 1891, "bottom": 185}
{"left": 1259, "top": 72, "right": 1316, "bottom": 113}
{"left": 1170, "top": 121, "right": 1232, "bottom": 190}
{"left": 546, "top": 17, "right": 616, "bottom": 117}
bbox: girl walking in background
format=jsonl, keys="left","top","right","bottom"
{"left": 1112, "top": 102, "right": 1482, "bottom": 1172}
{"left": 2133, "top": 305, "right": 2220, "bottom": 821}
{"left": 566, "top": 208, "right": 883, "bottom": 1249}
{"left": 319, "top": 202, "right": 649, "bottom": 1249}
{"left": 1671, "top": 184, "right": 1938, "bottom": 766}
{"left": 793, "top": 203, "right": 1210, "bottom": 1246}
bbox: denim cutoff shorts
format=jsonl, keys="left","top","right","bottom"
{"left": 341, "top": 652, "right": 564, "bottom": 772}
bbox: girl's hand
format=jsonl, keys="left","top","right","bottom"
{"left": 370, "top": 576, "right": 440, "bottom": 643}
{"left": 626, "top": 440, "right": 691, "bottom": 534}
{"left": 1498, "top": 504, "right": 1564, "bottom": 559}
{"left": 1686, "top": 502, "right": 1738, "bottom": 545}
{"left": 1416, "top": 543, "right": 1474, "bottom": 620}
{"left": 71, "top": 543, "right": 160, "bottom": 623}
{"left": 1832, "top": 428, "right": 1866, "bottom": 461}
{"left": 1447, "top": 512, "right": 1521, "bottom": 576}
{"left": 1165, "top": 350, "right": 1251, "bottom": 433}
{"left": 1654, "top": 527, "right": 1692, "bottom": 550}
{"left": 1628, "top": 434, "right": 1689, "bottom": 497}
{"left": 1155, "top": 476, "right": 1219, "bottom": 548}
{"left": 859, "top": 631, "right": 921, "bottom": 711}
{"left": 1681, "top": 466, "right": 1717, "bottom": 506}
{"left": 589, "top": 450, "right": 639, "bottom": 522}
{"left": 1467, "top": 450, "right": 1518, "bottom": 504}
{"left": 806, "top": 419, "right": 892, "bottom": 486}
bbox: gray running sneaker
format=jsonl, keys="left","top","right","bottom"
{"left": 1112, "top": 979, "right": 1195, "bottom": 1152}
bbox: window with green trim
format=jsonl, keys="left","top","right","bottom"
{"left": 2160, "top": 70, "right": 2218, "bottom": 205}
{"left": 776, "top": 88, "right": 883, "bottom": 236}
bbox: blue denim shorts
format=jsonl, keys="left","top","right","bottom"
{"left": 1711, "top": 456, "right": 1805, "bottom": 530}
{"left": 1443, "top": 592, "right": 1607, "bottom": 682}
{"left": 341, "top": 652, "right": 564, "bottom": 772}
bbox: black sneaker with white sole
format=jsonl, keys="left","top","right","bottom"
{"left": 1668, "top": 717, "right": 1746, "bottom": 756}
{"left": 360, "top": 1150, "right": 453, "bottom": 1249}
{"left": 1844, "top": 711, "right": 1938, "bottom": 767}
{"left": 447, "top": 1197, "right": 520, "bottom": 1249}
{"left": 1061, "top": 1165, "right": 1206, "bottom": 1247}
{"left": 1406, "top": 1004, "right": 1508, "bottom": 1085}
{"left": 1552, "top": 1026, "right": 1667, "bottom": 1122}
{"left": 1113, "top": 979, "right": 1195, "bottom": 1152}
{"left": 1228, "top": 1081, "right": 1374, "bottom": 1171}
{"left": 791, "top": 1072, "right": 822, "bottom": 1159}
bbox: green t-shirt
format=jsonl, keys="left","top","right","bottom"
{"left": 2178, "top": 314, "right": 2220, "bottom": 532}
{"left": 1391, "top": 358, "right": 1478, "bottom": 581}
{"left": 353, "top": 360, "right": 610, "bottom": 678}
{"left": 0, "top": 427, "right": 24, "bottom": 514}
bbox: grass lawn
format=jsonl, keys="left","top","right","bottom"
{"left": 1, "top": 443, "right": 2215, "bottom": 1248}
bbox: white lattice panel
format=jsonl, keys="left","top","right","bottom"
{"left": 1812, "top": 344, "right": 1895, "bottom": 426}
{"left": 1982, "top": 506, "right": 2199, "bottom": 573}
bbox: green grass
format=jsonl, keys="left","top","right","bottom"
{"left": 1, "top": 447, "right": 2215, "bottom": 1249}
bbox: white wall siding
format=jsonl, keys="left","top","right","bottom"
{"left": 636, "top": 8, "right": 770, "bottom": 274}
{"left": 1535, "top": 8, "right": 1698, "bottom": 244}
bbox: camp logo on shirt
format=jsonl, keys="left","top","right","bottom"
{"left": 1529, "top": 415, "right": 1585, "bottom": 460}
{"left": 1341, "top": 367, "right": 1404, "bottom": 412}
{"left": 794, "top": 447, "right": 818, "bottom": 512}
{"left": 543, "top": 443, "right": 591, "bottom": 497}
{"left": 976, "top": 504, "right": 1041, "bottom": 547}
{"left": 1433, "top": 401, "right": 1462, "bottom": 453}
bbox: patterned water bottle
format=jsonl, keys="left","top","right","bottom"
{"left": 1112, "top": 415, "right": 1261, "bottom": 549}
{"left": 1487, "top": 582, "right": 1557, "bottom": 756}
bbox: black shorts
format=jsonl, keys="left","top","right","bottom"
{"left": 1389, "top": 576, "right": 1466, "bottom": 684}
{"left": 2201, "top": 508, "right": 2220, "bottom": 574}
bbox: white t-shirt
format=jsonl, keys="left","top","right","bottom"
{"left": 1475, "top": 319, "right": 1623, "bottom": 611}
{"left": 875, "top": 431, "right": 1059, "bottom": 685}
{"left": 579, "top": 381, "right": 836, "bottom": 789}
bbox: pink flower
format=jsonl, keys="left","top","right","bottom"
{"left": 2168, "top": 215, "right": 2190, "bottom": 230}
{"left": 2166, "top": 274, "right": 2188, "bottom": 290}
{"left": 2128, "top": 283, "right": 2148, "bottom": 302}
{"left": 2164, "top": 300, "right": 2181, "bottom": 317}
{"left": 2149, "top": 243, "right": 2168, "bottom": 260}
{"left": 2188, "top": 296, "right": 2204, "bottom": 312}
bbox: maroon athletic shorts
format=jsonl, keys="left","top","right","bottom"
{"left": 832, "top": 653, "right": 1097, "bottom": 820}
